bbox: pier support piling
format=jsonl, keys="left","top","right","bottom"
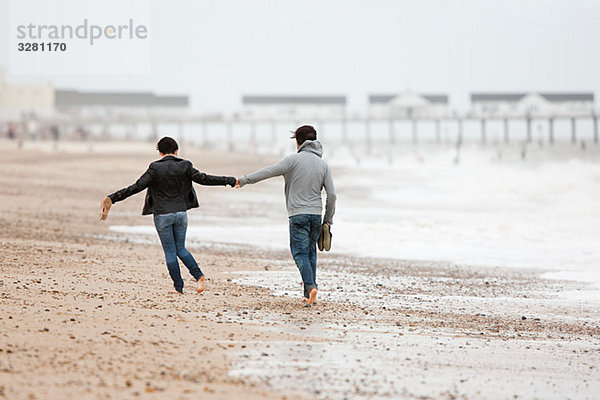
{"left": 270, "top": 121, "right": 277, "bottom": 143}
{"left": 365, "top": 119, "right": 372, "bottom": 153}
{"left": 177, "top": 122, "right": 184, "bottom": 145}
{"left": 388, "top": 118, "right": 395, "bottom": 144}
{"left": 202, "top": 121, "right": 208, "bottom": 147}
{"left": 250, "top": 121, "right": 257, "bottom": 147}
{"left": 594, "top": 115, "right": 598, "bottom": 144}
{"left": 481, "top": 118, "right": 486, "bottom": 143}
{"left": 226, "top": 120, "right": 233, "bottom": 151}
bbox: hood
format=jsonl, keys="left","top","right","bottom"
{"left": 297, "top": 140, "right": 323, "bottom": 158}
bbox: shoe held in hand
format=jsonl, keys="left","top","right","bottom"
{"left": 99, "top": 197, "right": 112, "bottom": 220}
{"left": 318, "top": 223, "right": 332, "bottom": 252}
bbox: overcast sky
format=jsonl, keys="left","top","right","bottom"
{"left": 1, "top": 0, "right": 600, "bottom": 113}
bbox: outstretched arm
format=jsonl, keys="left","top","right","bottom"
{"left": 108, "top": 169, "right": 154, "bottom": 203}
{"left": 237, "top": 157, "right": 292, "bottom": 187}
{"left": 323, "top": 166, "right": 337, "bottom": 225}
{"left": 100, "top": 168, "right": 153, "bottom": 220}
{"left": 191, "top": 167, "right": 236, "bottom": 187}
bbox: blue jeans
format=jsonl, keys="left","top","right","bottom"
{"left": 289, "top": 214, "right": 322, "bottom": 298}
{"left": 153, "top": 211, "right": 203, "bottom": 293}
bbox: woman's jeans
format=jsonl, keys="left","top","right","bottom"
{"left": 153, "top": 211, "right": 203, "bottom": 293}
{"left": 289, "top": 214, "right": 322, "bottom": 298}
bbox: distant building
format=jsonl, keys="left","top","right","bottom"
{"left": 369, "top": 92, "right": 450, "bottom": 119}
{"left": 0, "top": 68, "right": 55, "bottom": 120}
{"left": 0, "top": 68, "right": 189, "bottom": 121}
{"left": 470, "top": 92, "right": 595, "bottom": 117}
{"left": 55, "top": 90, "right": 189, "bottom": 118}
{"left": 241, "top": 95, "right": 346, "bottom": 120}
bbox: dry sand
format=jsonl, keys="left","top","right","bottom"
{"left": 0, "top": 139, "right": 599, "bottom": 399}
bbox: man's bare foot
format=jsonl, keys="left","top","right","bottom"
{"left": 197, "top": 276, "right": 206, "bottom": 294}
{"left": 168, "top": 290, "right": 183, "bottom": 295}
{"left": 307, "top": 288, "right": 318, "bottom": 305}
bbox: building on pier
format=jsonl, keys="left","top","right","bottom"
{"left": 241, "top": 95, "right": 346, "bottom": 121}
{"left": 368, "top": 92, "right": 450, "bottom": 119}
{"left": 470, "top": 92, "right": 595, "bottom": 118}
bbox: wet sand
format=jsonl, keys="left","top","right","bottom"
{"left": 1, "top": 140, "right": 599, "bottom": 399}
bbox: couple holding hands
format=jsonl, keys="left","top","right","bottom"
{"left": 100, "top": 125, "right": 336, "bottom": 305}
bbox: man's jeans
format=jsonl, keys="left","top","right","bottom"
{"left": 154, "top": 211, "right": 203, "bottom": 293}
{"left": 289, "top": 214, "right": 322, "bottom": 298}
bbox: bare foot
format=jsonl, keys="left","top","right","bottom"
{"left": 197, "top": 276, "right": 206, "bottom": 294}
{"left": 168, "top": 290, "right": 183, "bottom": 295}
{"left": 307, "top": 288, "right": 318, "bottom": 305}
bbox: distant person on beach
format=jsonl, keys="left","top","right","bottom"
{"left": 7, "top": 123, "right": 15, "bottom": 140}
{"left": 236, "top": 125, "right": 336, "bottom": 305}
{"left": 50, "top": 126, "right": 59, "bottom": 141}
{"left": 99, "top": 137, "right": 237, "bottom": 294}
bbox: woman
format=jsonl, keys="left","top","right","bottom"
{"left": 100, "top": 136, "right": 237, "bottom": 294}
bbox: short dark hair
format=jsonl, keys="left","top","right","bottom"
{"left": 292, "top": 125, "right": 317, "bottom": 145}
{"left": 156, "top": 136, "right": 178, "bottom": 154}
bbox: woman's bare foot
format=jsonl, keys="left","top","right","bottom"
{"left": 168, "top": 290, "right": 183, "bottom": 295}
{"left": 197, "top": 276, "right": 206, "bottom": 294}
{"left": 307, "top": 288, "right": 318, "bottom": 305}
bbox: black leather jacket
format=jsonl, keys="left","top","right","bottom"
{"left": 108, "top": 155, "right": 236, "bottom": 215}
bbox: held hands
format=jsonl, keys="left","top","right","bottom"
{"left": 229, "top": 177, "right": 240, "bottom": 189}
{"left": 227, "top": 177, "right": 239, "bottom": 188}
{"left": 99, "top": 197, "right": 112, "bottom": 220}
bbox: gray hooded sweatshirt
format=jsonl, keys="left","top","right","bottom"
{"left": 238, "top": 140, "right": 337, "bottom": 224}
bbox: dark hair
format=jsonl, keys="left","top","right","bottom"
{"left": 156, "top": 136, "right": 178, "bottom": 154}
{"left": 292, "top": 125, "right": 317, "bottom": 145}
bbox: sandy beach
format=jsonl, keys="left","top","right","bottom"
{"left": 1, "top": 140, "right": 599, "bottom": 399}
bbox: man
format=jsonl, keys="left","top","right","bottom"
{"left": 99, "top": 137, "right": 237, "bottom": 294}
{"left": 237, "top": 125, "right": 336, "bottom": 305}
